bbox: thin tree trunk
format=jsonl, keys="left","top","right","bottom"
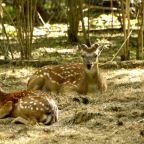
{"left": 120, "top": 0, "right": 130, "bottom": 61}
{"left": 126, "top": 0, "right": 130, "bottom": 59}
{"left": 66, "top": 0, "right": 80, "bottom": 42}
{"left": 14, "top": 0, "right": 37, "bottom": 59}
{"left": 110, "top": 0, "right": 114, "bottom": 29}
{"left": 79, "top": 0, "right": 90, "bottom": 46}
{"left": 0, "top": 0, "right": 14, "bottom": 60}
{"left": 137, "top": 0, "right": 144, "bottom": 59}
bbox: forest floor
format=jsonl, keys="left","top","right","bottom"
{"left": 0, "top": 8, "right": 143, "bottom": 143}
{"left": 0, "top": 64, "right": 144, "bottom": 144}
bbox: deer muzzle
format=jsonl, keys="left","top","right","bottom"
{"left": 86, "top": 64, "right": 92, "bottom": 70}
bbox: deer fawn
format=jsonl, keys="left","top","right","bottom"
{"left": 0, "top": 88, "right": 58, "bottom": 125}
{"left": 27, "top": 43, "right": 107, "bottom": 94}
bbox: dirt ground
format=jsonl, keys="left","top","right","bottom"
{"left": 0, "top": 65, "right": 144, "bottom": 144}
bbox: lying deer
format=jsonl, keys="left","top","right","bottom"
{"left": 27, "top": 43, "right": 107, "bottom": 94}
{"left": 0, "top": 88, "right": 58, "bottom": 125}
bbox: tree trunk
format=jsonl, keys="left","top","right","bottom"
{"left": 0, "top": 0, "right": 14, "bottom": 60}
{"left": 137, "top": 0, "right": 144, "bottom": 60}
{"left": 66, "top": 0, "right": 80, "bottom": 43}
{"left": 120, "top": 0, "right": 130, "bottom": 61}
{"left": 14, "top": 0, "right": 37, "bottom": 59}
{"left": 78, "top": 0, "right": 90, "bottom": 46}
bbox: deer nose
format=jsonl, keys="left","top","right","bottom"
{"left": 87, "top": 64, "right": 92, "bottom": 70}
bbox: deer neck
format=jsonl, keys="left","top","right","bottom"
{"left": 93, "top": 63, "right": 99, "bottom": 74}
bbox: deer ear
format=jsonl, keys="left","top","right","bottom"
{"left": 78, "top": 44, "right": 88, "bottom": 51}
{"left": 91, "top": 43, "right": 99, "bottom": 49}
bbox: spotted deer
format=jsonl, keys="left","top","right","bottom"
{"left": 27, "top": 43, "right": 107, "bottom": 94}
{"left": 0, "top": 88, "right": 58, "bottom": 125}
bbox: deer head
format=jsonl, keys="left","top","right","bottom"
{"left": 78, "top": 43, "right": 102, "bottom": 70}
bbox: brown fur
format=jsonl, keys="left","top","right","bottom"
{"left": 27, "top": 43, "right": 107, "bottom": 94}
{"left": 0, "top": 89, "right": 58, "bottom": 125}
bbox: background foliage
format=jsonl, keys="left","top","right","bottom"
{"left": 0, "top": 0, "right": 143, "bottom": 63}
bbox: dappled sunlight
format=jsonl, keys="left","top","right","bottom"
{"left": 0, "top": 0, "right": 143, "bottom": 143}
{"left": 106, "top": 68, "right": 144, "bottom": 85}
{"left": 129, "top": 69, "right": 144, "bottom": 76}
{"left": 34, "top": 47, "right": 77, "bottom": 54}
{"left": 33, "top": 24, "right": 67, "bottom": 37}
{"left": 0, "top": 24, "right": 16, "bottom": 37}
{"left": 32, "top": 46, "right": 78, "bottom": 61}
{"left": 0, "top": 67, "right": 32, "bottom": 78}
{"left": 0, "top": 65, "right": 144, "bottom": 143}
{"left": 0, "top": 66, "right": 35, "bottom": 91}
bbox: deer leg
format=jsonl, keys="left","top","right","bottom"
{"left": 0, "top": 101, "right": 13, "bottom": 118}
{"left": 11, "top": 116, "right": 29, "bottom": 125}
{"left": 11, "top": 116, "right": 38, "bottom": 125}
{"left": 96, "top": 73, "right": 107, "bottom": 92}
{"left": 77, "top": 77, "right": 88, "bottom": 95}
